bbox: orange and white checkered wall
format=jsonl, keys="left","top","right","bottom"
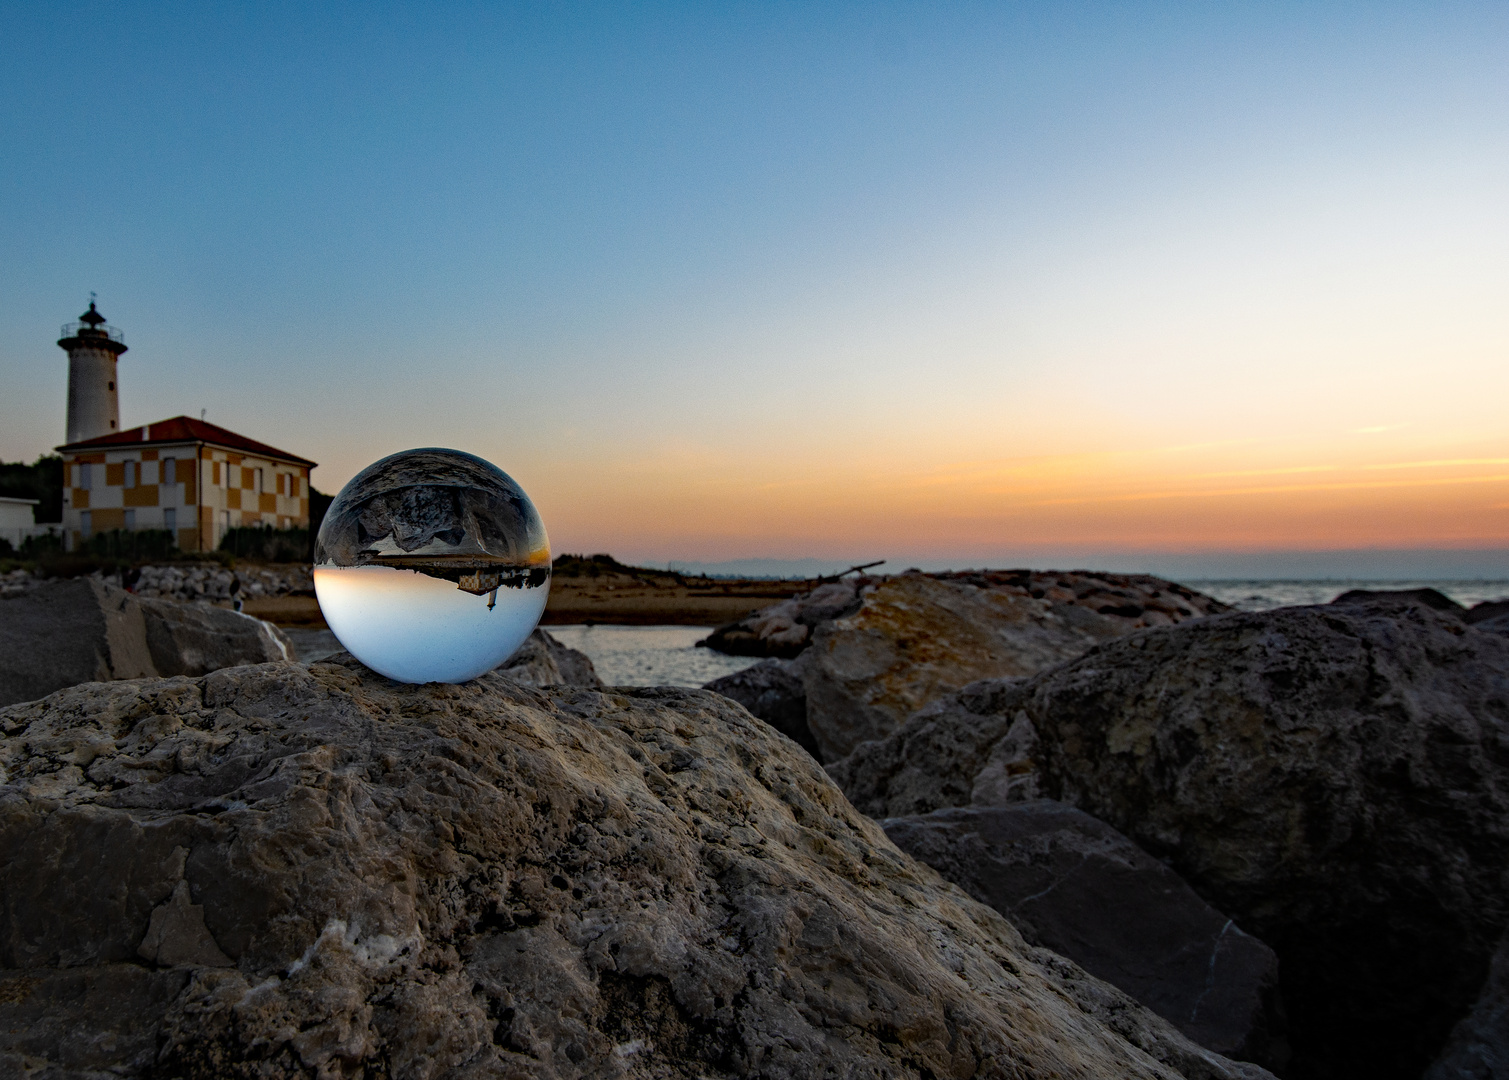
{"left": 62, "top": 443, "right": 310, "bottom": 552}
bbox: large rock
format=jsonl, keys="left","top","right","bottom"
{"left": 1331, "top": 586, "right": 1465, "bottom": 614}
{"left": 498, "top": 628, "right": 603, "bottom": 686}
{"left": 882, "top": 803, "right": 1285, "bottom": 1071}
{"left": 830, "top": 601, "right": 1509, "bottom": 1080}
{"left": 1426, "top": 929, "right": 1509, "bottom": 1079}
{"left": 0, "top": 578, "right": 289, "bottom": 706}
{"left": 699, "top": 570, "right": 1228, "bottom": 663}
{"left": 136, "top": 594, "right": 292, "bottom": 677}
{"left": 0, "top": 657, "right": 1273, "bottom": 1079}
{"left": 703, "top": 655, "right": 816, "bottom": 757}
{"left": 698, "top": 581, "right": 862, "bottom": 658}
{"left": 1468, "top": 601, "right": 1509, "bottom": 640}
{"left": 802, "top": 574, "right": 1153, "bottom": 761}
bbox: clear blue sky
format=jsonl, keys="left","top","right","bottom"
{"left": 3, "top": 2, "right": 1507, "bottom": 572}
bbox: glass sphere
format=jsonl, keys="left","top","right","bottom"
{"left": 313, "top": 448, "right": 550, "bottom": 683}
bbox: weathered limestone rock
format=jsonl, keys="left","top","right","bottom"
{"left": 882, "top": 803, "right": 1286, "bottom": 1071}
{"left": 498, "top": 628, "right": 603, "bottom": 686}
{"left": 703, "top": 655, "right": 816, "bottom": 757}
{"left": 830, "top": 602, "right": 1509, "bottom": 1080}
{"left": 1425, "top": 928, "right": 1509, "bottom": 1080}
{"left": 1468, "top": 600, "right": 1509, "bottom": 640}
{"left": 0, "top": 578, "right": 289, "bottom": 706}
{"left": 1331, "top": 586, "right": 1466, "bottom": 614}
{"left": 700, "top": 570, "right": 1228, "bottom": 663}
{"left": 137, "top": 594, "right": 291, "bottom": 677}
{"left": 698, "top": 581, "right": 862, "bottom": 658}
{"left": 0, "top": 658, "right": 1273, "bottom": 1079}
{"left": 803, "top": 574, "right": 1128, "bottom": 761}
{"left": 0, "top": 578, "right": 155, "bottom": 707}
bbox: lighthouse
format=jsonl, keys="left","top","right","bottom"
{"left": 58, "top": 300, "right": 127, "bottom": 444}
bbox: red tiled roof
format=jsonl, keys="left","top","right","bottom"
{"left": 57, "top": 416, "right": 317, "bottom": 467}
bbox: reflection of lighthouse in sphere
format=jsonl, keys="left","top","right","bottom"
{"left": 313, "top": 448, "right": 550, "bottom": 683}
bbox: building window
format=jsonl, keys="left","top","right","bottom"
{"left": 80, "top": 511, "right": 92, "bottom": 539}
{"left": 254, "top": 468, "right": 264, "bottom": 494}
{"left": 124, "top": 509, "right": 135, "bottom": 530}
{"left": 124, "top": 461, "right": 137, "bottom": 488}
{"left": 163, "top": 457, "right": 176, "bottom": 485}
{"left": 164, "top": 508, "right": 176, "bottom": 533}
{"left": 79, "top": 463, "right": 92, "bottom": 490}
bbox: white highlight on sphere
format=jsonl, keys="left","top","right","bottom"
{"left": 314, "top": 564, "right": 548, "bottom": 684}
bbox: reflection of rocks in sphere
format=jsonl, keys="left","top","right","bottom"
{"left": 314, "top": 448, "right": 550, "bottom": 683}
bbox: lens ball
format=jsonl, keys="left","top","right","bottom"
{"left": 313, "top": 448, "right": 550, "bottom": 683}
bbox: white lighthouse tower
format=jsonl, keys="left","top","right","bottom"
{"left": 58, "top": 300, "right": 127, "bottom": 444}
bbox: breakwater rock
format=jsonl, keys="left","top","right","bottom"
{"left": 499, "top": 628, "right": 603, "bottom": 687}
{"left": 701, "top": 570, "right": 1227, "bottom": 662}
{"left": 704, "top": 571, "right": 1227, "bottom": 762}
{"left": 0, "top": 657, "right": 1271, "bottom": 1079}
{"left": 0, "top": 578, "right": 289, "bottom": 707}
{"left": 830, "top": 599, "right": 1509, "bottom": 1080}
{"left": 881, "top": 803, "right": 1285, "bottom": 1071}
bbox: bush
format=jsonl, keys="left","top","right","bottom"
{"left": 20, "top": 531, "right": 64, "bottom": 558}
{"left": 219, "top": 524, "right": 311, "bottom": 562}
{"left": 81, "top": 528, "right": 177, "bottom": 561}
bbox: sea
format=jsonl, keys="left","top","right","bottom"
{"left": 283, "top": 579, "right": 1509, "bottom": 690}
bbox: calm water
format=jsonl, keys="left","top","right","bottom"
{"left": 1190, "top": 579, "right": 1509, "bottom": 612}
{"left": 546, "top": 624, "right": 760, "bottom": 687}
{"left": 281, "top": 623, "right": 757, "bottom": 688}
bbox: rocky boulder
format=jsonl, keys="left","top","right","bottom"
{"left": 697, "top": 581, "right": 862, "bottom": 658}
{"left": 1468, "top": 600, "right": 1509, "bottom": 639}
{"left": 498, "top": 628, "right": 603, "bottom": 686}
{"left": 830, "top": 601, "right": 1509, "bottom": 1080}
{"left": 700, "top": 570, "right": 1228, "bottom": 663}
{"left": 703, "top": 655, "right": 816, "bottom": 758}
{"left": 882, "top": 803, "right": 1285, "bottom": 1071}
{"left": 1330, "top": 586, "right": 1465, "bottom": 614}
{"left": 0, "top": 658, "right": 1273, "bottom": 1079}
{"left": 1425, "top": 929, "right": 1509, "bottom": 1080}
{"left": 804, "top": 572, "right": 1221, "bottom": 762}
{"left": 136, "top": 594, "right": 292, "bottom": 678}
{"left": 0, "top": 577, "right": 290, "bottom": 707}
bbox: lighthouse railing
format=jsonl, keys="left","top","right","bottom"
{"left": 59, "top": 321, "right": 125, "bottom": 344}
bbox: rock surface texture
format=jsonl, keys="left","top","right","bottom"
{"left": 829, "top": 601, "right": 1509, "bottom": 1080}
{"left": 697, "top": 582, "right": 863, "bottom": 658}
{"left": 881, "top": 803, "right": 1285, "bottom": 1071}
{"left": 499, "top": 629, "right": 604, "bottom": 687}
{"left": 700, "top": 571, "right": 1228, "bottom": 664}
{"left": 802, "top": 573, "right": 1227, "bottom": 762}
{"left": 702, "top": 656, "right": 816, "bottom": 758}
{"left": 0, "top": 658, "right": 1274, "bottom": 1080}
{"left": 1425, "top": 929, "right": 1509, "bottom": 1080}
{"left": 0, "top": 578, "right": 289, "bottom": 707}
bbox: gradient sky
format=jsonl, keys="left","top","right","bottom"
{"left": 2, "top": 2, "right": 1507, "bottom": 573}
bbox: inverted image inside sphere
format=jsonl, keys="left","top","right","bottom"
{"left": 315, "top": 448, "right": 550, "bottom": 570}
{"left": 314, "top": 564, "right": 548, "bottom": 683}
{"left": 312, "top": 448, "right": 551, "bottom": 684}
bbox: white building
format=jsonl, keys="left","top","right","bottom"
{"left": 0, "top": 496, "right": 40, "bottom": 550}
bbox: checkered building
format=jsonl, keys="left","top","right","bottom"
{"left": 57, "top": 417, "right": 317, "bottom": 553}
